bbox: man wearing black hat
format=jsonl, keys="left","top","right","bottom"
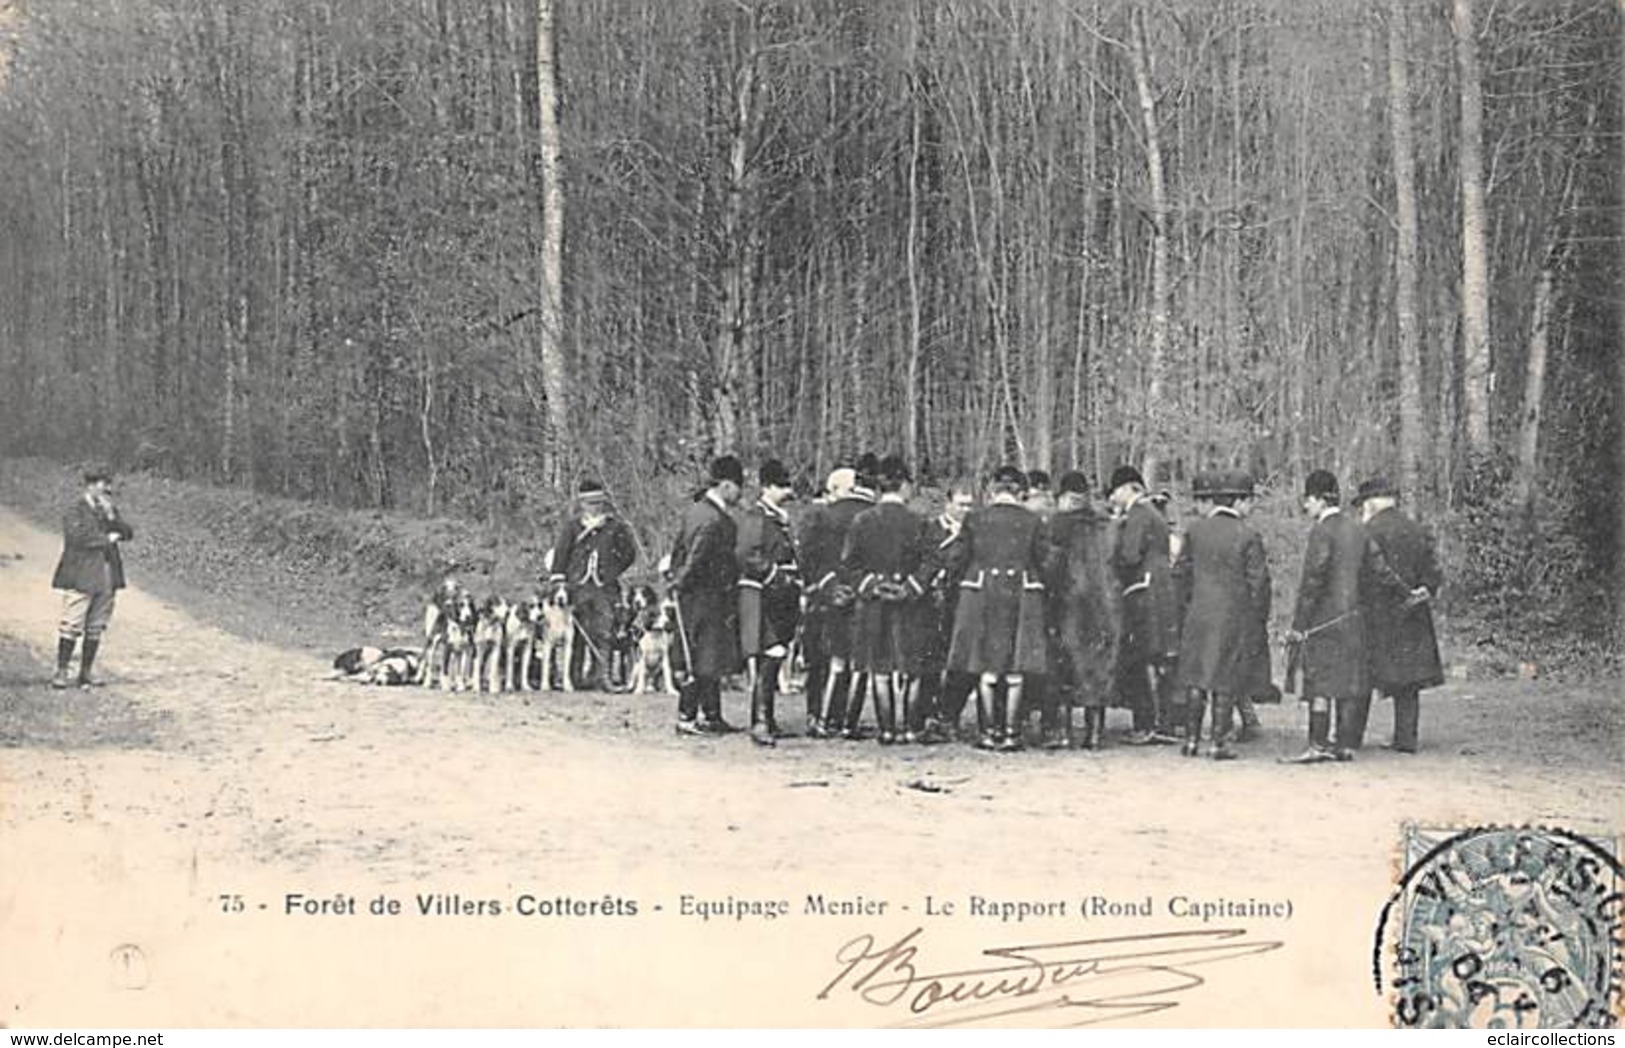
{"left": 1354, "top": 477, "right": 1443, "bottom": 753}
{"left": 916, "top": 479, "right": 976, "bottom": 742}
{"left": 1043, "top": 471, "right": 1120, "bottom": 748}
{"left": 669, "top": 456, "right": 745, "bottom": 735}
{"left": 50, "top": 464, "right": 135, "bottom": 689}
{"left": 801, "top": 460, "right": 878, "bottom": 739}
{"left": 843, "top": 455, "right": 930, "bottom": 744}
{"left": 549, "top": 478, "right": 639, "bottom": 691}
{"left": 1174, "top": 470, "right": 1271, "bottom": 760}
{"left": 1107, "top": 464, "right": 1180, "bottom": 744}
{"left": 1283, "top": 470, "right": 1369, "bottom": 763}
{"left": 736, "top": 459, "right": 801, "bottom": 747}
{"left": 946, "top": 465, "right": 1049, "bottom": 750}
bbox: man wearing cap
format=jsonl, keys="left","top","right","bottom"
{"left": 946, "top": 465, "right": 1049, "bottom": 751}
{"left": 50, "top": 465, "right": 135, "bottom": 689}
{"left": 549, "top": 478, "right": 639, "bottom": 691}
{"left": 1173, "top": 470, "right": 1271, "bottom": 760}
{"left": 1283, "top": 470, "right": 1369, "bottom": 763}
{"left": 1354, "top": 477, "right": 1444, "bottom": 753}
{"left": 800, "top": 462, "right": 877, "bottom": 738}
{"left": 669, "top": 456, "right": 745, "bottom": 735}
{"left": 1043, "top": 471, "right": 1120, "bottom": 749}
{"left": 1107, "top": 465, "right": 1180, "bottom": 744}
{"left": 736, "top": 459, "right": 801, "bottom": 747}
{"left": 916, "top": 479, "right": 976, "bottom": 742}
{"left": 843, "top": 455, "right": 930, "bottom": 744}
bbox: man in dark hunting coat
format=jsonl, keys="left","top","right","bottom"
{"left": 843, "top": 455, "right": 930, "bottom": 744}
{"left": 1108, "top": 465, "right": 1181, "bottom": 744}
{"left": 736, "top": 458, "right": 800, "bottom": 747}
{"left": 946, "top": 465, "right": 1050, "bottom": 751}
{"left": 1174, "top": 471, "right": 1272, "bottom": 760}
{"left": 51, "top": 464, "right": 135, "bottom": 689}
{"left": 1043, "top": 471, "right": 1121, "bottom": 749}
{"left": 801, "top": 464, "right": 877, "bottom": 738}
{"left": 916, "top": 480, "right": 976, "bottom": 742}
{"left": 549, "top": 478, "right": 639, "bottom": 690}
{"left": 669, "top": 455, "right": 745, "bottom": 736}
{"left": 1355, "top": 476, "right": 1444, "bottom": 754}
{"left": 1283, "top": 470, "right": 1369, "bottom": 763}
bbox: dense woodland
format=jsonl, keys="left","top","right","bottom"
{"left": 0, "top": 0, "right": 1619, "bottom": 645}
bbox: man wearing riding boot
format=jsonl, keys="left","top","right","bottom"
{"left": 1043, "top": 471, "right": 1120, "bottom": 749}
{"left": 1354, "top": 476, "right": 1444, "bottom": 754}
{"left": 737, "top": 459, "right": 801, "bottom": 747}
{"left": 946, "top": 465, "right": 1049, "bottom": 751}
{"left": 800, "top": 460, "right": 876, "bottom": 739}
{"left": 1283, "top": 470, "right": 1368, "bottom": 764}
{"left": 669, "top": 456, "right": 744, "bottom": 736}
{"left": 843, "top": 455, "right": 930, "bottom": 745}
{"left": 917, "top": 480, "right": 975, "bottom": 743}
{"left": 1108, "top": 465, "right": 1180, "bottom": 745}
{"left": 51, "top": 464, "right": 134, "bottom": 690}
{"left": 1174, "top": 471, "right": 1272, "bottom": 760}
{"left": 549, "top": 478, "right": 639, "bottom": 691}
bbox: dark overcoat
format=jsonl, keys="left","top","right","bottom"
{"left": 550, "top": 512, "right": 637, "bottom": 590}
{"left": 736, "top": 498, "right": 800, "bottom": 657}
{"left": 1362, "top": 507, "right": 1445, "bottom": 692}
{"left": 52, "top": 496, "right": 133, "bottom": 595}
{"left": 668, "top": 494, "right": 742, "bottom": 679}
{"left": 916, "top": 513, "right": 967, "bottom": 672}
{"left": 1175, "top": 508, "right": 1271, "bottom": 696}
{"left": 844, "top": 500, "right": 930, "bottom": 675}
{"left": 1290, "top": 509, "right": 1369, "bottom": 699}
{"left": 946, "top": 500, "right": 1049, "bottom": 676}
{"left": 796, "top": 494, "right": 872, "bottom": 661}
{"left": 1044, "top": 506, "right": 1121, "bottom": 708}
{"left": 1111, "top": 498, "right": 1180, "bottom": 664}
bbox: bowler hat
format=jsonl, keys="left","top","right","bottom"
{"left": 577, "top": 478, "right": 609, "bottom": 502}
{"left": 1212, "top": 470, "right": 1256, "bottom": 499}
{"left": 710, "top": 455, "right": 744, "bottom": 486}
{"left": 82, "top": 463, "right": 114, "bottom": 484}
{"left": 877, "top": 454, "right": 911, "bottom": 485}
{"left": 1352, "top": 476, "right": 1398, "bottom": 505}
{"left": 1057, "top": 470, "right": 1091, "bottom": 496}
{"left": 759, "top": 458, "right": 791, "bottom": 488}
{"left": 1191, "top": 471, "right": 1218, "bottom": 500}
{"left": 991, "top": 464, "right": 1027, "bottom": 489}
{"left": 1107, "top": 465, "right": 1145, "bottom": 494}
{"left": 1025, "top": 469, "right": 1052, "bottom": 492}
{"left": 854, "top": 452, "right": 880, "bottom": 481}
{"left": 1303, "top": 469, "right": 1339, "bottom": 501}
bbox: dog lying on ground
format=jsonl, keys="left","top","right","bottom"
{"left": 331, "top": 646, "right": 424, "bottom": 686}
{"left": 473, "top": 594, "right": 512, "bottom": 693}
{"left": 625, "top": 586, "right": 678, "bottom": 696}
{"left": 536, "top": 583, "right": 576, "bottom": 692}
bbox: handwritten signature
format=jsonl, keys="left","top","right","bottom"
{"left": 818, "top": 926, "right": 1283, "bottom": 1027}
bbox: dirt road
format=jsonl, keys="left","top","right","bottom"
{"left": 1, "top": 505, "right": 1619, "bottom": 1027}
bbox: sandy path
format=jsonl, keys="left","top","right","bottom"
{"left": 0, "top": 506, "right": 1619, "bottom": 1027}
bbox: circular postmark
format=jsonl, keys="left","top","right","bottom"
{"left": 1375, "top": 825, "right": 1623, "bottom": 1029}
{"left": 109, "top": 943, "right": 149, "bottom": 991}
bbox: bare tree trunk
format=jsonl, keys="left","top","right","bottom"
{"left": 1386, "top": 0, "right": 1424, "bottom": 500}
{"left": 904, "top": 4, "right": 924, "bottom": 469}
{"left": 1128, "top": 4, "right": 1169, "bottom": 485}
{"left": 1512, "top": 258, "right": 1555, "bottom": 514}
{"left": 535, "top": 0, "right": 570, "bottom": 481}
{"left": 712, "top": 8, "right": 758, "bottom": 454}
{"left": 1451, "top": 0, "right": 1492, "bottom": 455}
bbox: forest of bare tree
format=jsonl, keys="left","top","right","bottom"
{"left": 0, "top": 0, "right": 1618, "bottom": 649}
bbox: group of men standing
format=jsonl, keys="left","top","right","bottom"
{"left": 598, "top": 450, "right": 1446, "bottom": 759}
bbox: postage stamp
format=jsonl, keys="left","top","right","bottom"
{"left": 1375, "top": 825, "right": 1623, "bottom": 1029}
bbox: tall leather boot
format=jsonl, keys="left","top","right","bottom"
{"left": 1391, "top": 687, "right": 1420, "bottom": 753}
{"left": 1182, "top": 690, "right": 1206, "bottom": 757}
{"left": 1337, "top": 693, "right": 1372, "bottom": 750}
{"left": 841, "top": 672, "right": 870, "bottom": 738}
{"left": 900, "top": 676, "right": 920, "bottom": 742}
{"left": 1211, "top": 694, "right": 1237, "bottom": 760}
{"left": 1083, "top": 706, "right": 1105, "bottom": 750}
{"left": 975, "top": 677, "right": 999, "bottom": 749}
{"left": 814, "top": 661, "right": 847, "bottom": 739}
{"left": 1000, "top": 677, "right": 1026, "bottom": 751}
{"left": 873, "top": 674, "right": 896, "bottom": 743}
